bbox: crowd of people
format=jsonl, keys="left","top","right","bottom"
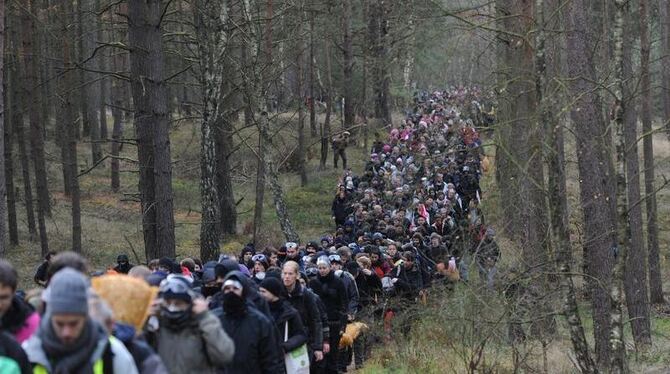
{"left": 0, "top": 87, "right": 500, "bottom": 373}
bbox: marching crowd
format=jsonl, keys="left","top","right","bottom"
{"left": 0, "top": 87, "right": 500, "bottom": 373}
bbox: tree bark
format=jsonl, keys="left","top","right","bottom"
{"left": 128, "top": 0, "right": 176, "bottom": 260}
{"left": 4, "top": 23, "right": 18, "bottom": 246}
{"left": 641, "top": 0, "right": 663, "bottom": 304}
{"left": 194, "top": 0, "right": 224, "bottom": 261}
{"left": 308, "top": 6, "right": 316, "bottom": 138}
{"left": 320, "top": 38, "right": 333, "bottom": 170}
{"left": 342, "top": 0, "right": 354, "bottom": 129}
{"left": 661, "top": 0, "right": 670, "bottom": 135}
{"left": 61, "top": 0, "right": 82, "bottom": 253}
{"left": 21, "top": 0, "right": 50, "bottom": 255}
{"left": 618, "top": 0, "right": 652, "bottom": 351}
{"left": 11, "top": 51, "right": 36, "bottom": 241}
{"left": 536, "top": 0, "right": 597, "bottom": 370}
{"left": 296, "top": 9, "right": 308, "bottom": 187}
{"left": 82, "top": 0, "right": 102, "bottom": 165}
{"left": 98, "top": 0, "right": 109, "bottom": 141}
{"left": 0, "top": 0, "right": 6, "bottom": 255}
{"left": 565, "top": 0, "right": 616, "bottom": 366}
{"left": 369, "top": 0, "right": 391, "bottom": 125}
{"left": 110, "top": 53, "right": 123, "bottom": 191}
{"left": 253, "top": 111, "right": 267, "bottom": 246}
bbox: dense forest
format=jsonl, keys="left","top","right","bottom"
{"left": 1, "top": 0, "right": 670, "bottom": 372}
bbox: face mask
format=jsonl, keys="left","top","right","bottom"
{"left": 222, "top": 292, "right": 246, "bottom": 317}
{"left": 254, "top": 272, "right": 266, "bottom": 281}
{"left": 160, "top": 304, "right": 192, "bottom": 329}
{"left": 201, "top": 286, "right": 219, "bottom": 298}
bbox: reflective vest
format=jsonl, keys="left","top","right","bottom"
{"left": 33, "top": 359, "right": 103, "bottom": 374}
{"left": 32, "top": 337, "right": 114, "bottom": 374}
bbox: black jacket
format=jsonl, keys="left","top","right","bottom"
{"left": 219, "top": 306, "right": 285, "bottom": 374}
{"left": 0, "top": 296, "right": 35, "bottom": 336}
{"left": 331, "top": 196, "right": 351, "bottom": 224}
{"left": 33, "top": 261, "right": 49, "bottom": 286}
{"left": 286, "top": 284, "right": 323, "bottom": 351}
{"left": 209, "top": 277, "right": 272, "bottom": 320}
{"left": 309, "top": 272, "right": 347, "bottom": 326}
{"left": 269, "top": 300, "right": 308, "bottom": 354}
{"left": 391, "top": 263, "right": 424, "bottom": 297}
{"left": 0, "top": 331, "right": 31, "bottom": 374}
{"left": 354, "top": 272, "right": 382, "bottom": 307}
{"left": 337, "top": 271, "right": 360, "bottom": 317}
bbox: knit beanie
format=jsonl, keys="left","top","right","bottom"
{"left": 259, "top": 277, "right": 284, "bottom": 298}
{"left": 47, "top": 268, "right": 89, "bottom": 315}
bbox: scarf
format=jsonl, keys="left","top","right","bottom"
{"left": 1, "top": 296, "right": 34, "bottom": 334}
{"left": 39, "top": 314, "right": 105, "bottom": 374}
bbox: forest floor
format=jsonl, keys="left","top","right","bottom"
{"left": 6, "top": 112, "right": 670, "bottom": 373}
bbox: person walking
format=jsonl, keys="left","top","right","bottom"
{"left": 149, "top": 275, "right": 234, "bottom": 374}
{"left": 22, "top": 268, "right": 139, "bottom": 374}
{"left": 218, "top": 272, "right": 285, "bottom": 374}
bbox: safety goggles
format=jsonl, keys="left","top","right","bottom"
{"left": 223, "top": 279, "right": 243, "bottom": 292}
{"left": 328, "top": 254, "right": 342, "bottom": 263}
{"left": 252, "top": 254, "right": 267, "bottom": 263}
{"left": 305, "top": 267, "right": 319, "bottom": 277}
{"left": 159, "top": 276, "right": 194, "bottom": 298}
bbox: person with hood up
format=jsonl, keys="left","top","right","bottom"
{"left": 148, "top": 275, "right": 234, "bottom": 374}
{"left": 208, "top": 260, "right": 272, "bottom": 320}
{"left": 258, "top": 277, "right": 308, "bottom": 355}
{"left": 218, "top": 272, "right": 284, "bottom": 374}
{"left": 309, "top": 256, "right": 347, "bottom": 374}
{"left": 0, "top": 261, "right": 40, "bottom": 344}
{"left": 113, "top": 255, "right": 133, "bottom": 274}
{"left": 22, "top": 268, "right": 139, "bottom": 374}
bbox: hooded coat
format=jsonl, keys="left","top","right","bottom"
{"left": 218, "top": 272, "right": 285, "bottom": 374}
{"left": 150, "top": 311, "right": 234, "bottom": 374}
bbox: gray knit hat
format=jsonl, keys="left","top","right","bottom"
{"left": 46, "top": 268, "right": 89, "bottom": 315}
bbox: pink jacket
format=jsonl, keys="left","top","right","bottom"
{"left": 13, "top": 311, "right": 40, "bottom": 344}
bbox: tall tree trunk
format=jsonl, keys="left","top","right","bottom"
{"left": 369, "top": 0, "right": 391, "bottom": 126}
{"left": 661, "top": 0, "right": 670, "bottom": 135}
{"left": 98, "top": 0, "right": 109, "bottom": 141}
{"left": 110, "top": 53, "right": 123, "bottom": 191}
{"left": 320, "top": 39, "right": 332, "bottom": 169}
{"left": 12, "top": 57, "right": 36, "bottom": 241}
{"left": 82, "top": 0, "right": 102, "bottom": 165}
{"left": 537, "top": 0, "right": 596, "bottom": 371}
{"left": 342, "top": 0, "right": 354, "bottom": 129}
{"left": 296, "top": 10, "right": 308, "bottom": 187}
{"left": 565, "top": 0, "right": 616, "bottom": 366}
{"left": 0, "top": 0, "right": 6, "bottom": 255}
{"left": 128, "top": 0, "right": 176, "bottom": 260}
{"left": 4, "top": 28, "right": 18, "bottom": 246}
{"left": 253, "top": 113, "right": 267, "bottom": 246}
{"left": 21, "top": 0, "right": 50, "bottom": 255}
{"left": 497, "top": 0, "right": 554, "bottom": 340}
{"left": 194, "top": 0, "right": 223, "bottom": 261}
{"left": 59, "top": 0, "right": 82, "bottom": 253}
{"left": 77, "top": 0, "right": 89, "bottom": 139}
{"left": 618, "top": 0, "right": 652, "bottom": 351}
{"left": 308, "top": 6, "right": 316, "bottom": 138}
{"left": 641, "top": 0, "right": 663, "bottom": 304}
